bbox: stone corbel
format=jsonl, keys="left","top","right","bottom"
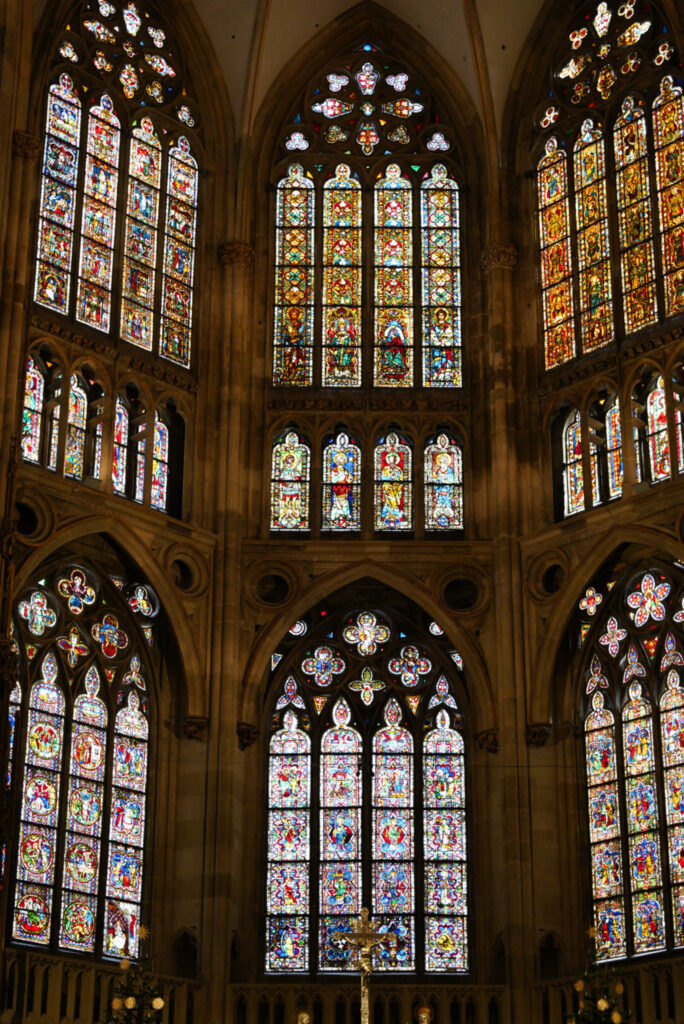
{"left": 219, "top": 242, "right": 255, "bottom": 267}
{"left": 183, "top": 716, "right": 209, "bottom": 741}
{"left": 480, "top": 242, "right": 518, "bottom": 273}
{"left": 475, "top": 728, "right": 499, "bottom": 753}
{"left": 237, "top": 721, "right": 258, "bottom": 749}
{"left": 12, "top": 130, "right": 40, "bottom": 163}
{"left": 526, "top": 721, "right": 552, "bottom": 747}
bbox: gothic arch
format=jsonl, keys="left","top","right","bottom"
{"left": 12, "top": 517, "right": 206, "bottom": 717}
{"left": 529, "top": 525, "right": 684, "bottom": 727}
{"left": 238, "top": 562, "right": 494, "bottom": 734}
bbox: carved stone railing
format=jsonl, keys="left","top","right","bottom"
{"left": 0, "top": 949, "right": 206, "bottom": 1024}
{"left": 228, "top": 983, "right": 509, "bottom": 1024}
{"left": 536, "top": 957, "right": 684, "bottom": 1024}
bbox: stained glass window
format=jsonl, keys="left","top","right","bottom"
{"left": 64, "top": 376, "right": 88, "bottom": 480}
{"left": 47, "top": 373, "right": 62, "bottom": 473}
{"left": 121, "top": 118, "right": 161, "bottom": 352}
{"left": 578, "top": 564, "right": 684, "bottom": 960}
{"left": 76, "top": 95, "right": 120, "bottom": 332}
{"left": 421, "top": 166, "right": 461, "bottom": 386}
{"left": 322, "top": 165, "right": 361, "bottom": 386}
{"left": 10, "top": 565, "right": 154, "bottom": 957}
{"left": 35, "top": 75, "right": 81, "bottom": 315}
{"left": 266, "top": 598, "right": 468, "bottom": 974}
{"left": 274, "top": 165, "right": 315, "bottom": 386}
{"left": 21, "top": 358, "right": 45, "bottom": 464}
{"left": 614, "top": 97, "right": 658, "bottom": 333}
{"left": 160, "top": 138, "right": 197, "bottom": 367}
{"left": 424, "top": 709, "right": 467, "bottom": 970}
{"left": 606, "top": 401, "right": 624, "bottom": 499}
{"left": 150, "top": 412, "right": 169, "bottom": 511}
{"left": 112, "top": 397, "right": 129, "bottom": 495}
{"left": 7, "top": 678, "right": 21, "bottom": 789}
{"left": 133, "top": 422, "right": 146, "bottom": 503}
{"left": 653, "top": 77, "right": 684, "bottom": 318}
{"left": 374, "top": 166, "right": 413, "bottom": 387}
{"left": 271, "top": 431, "right": 311, "bottom": 531}
{"left": 563, "top": 409, "right": 584, "bottom": 515}
{"left": 424, "top": 433, "right": 463, "bottom": 530}
{"left": 374, "top": 432, "right": 412, "bottom": 531}
{"left": 574, "top": 120, "right": 613, "bottom": 351}
{"left": 647, "top": 376, "right": 670, "bottom": 482}
{"left": 536, "top": 4, "right": 682, "bottom": 369}
{"left": 34, "top": 5, "right": 200, "bottom": 365}
{"left": 319, "top": 699, "right": 362, "bottom": 969}
{"left": 266, "top": 709, "right": 311, "bottom": 972}
{"left": 538, "top": 139, "right": 574, "bottom": 368}
{"left": 272, "top": 53, "right": 461, "bottom": 392}
{"left": 322, "top": 433, "right": 361, "bottom": 532}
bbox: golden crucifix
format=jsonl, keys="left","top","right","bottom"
{"left": 334, "top": 908, "right": 397, "bottom": 1024}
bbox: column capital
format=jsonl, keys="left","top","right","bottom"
{"left": 12, "top": 130, "right": 40, "bottom": 163}
{"left": 480, "top": 242, "right": 518, "bottom": 273}
{"left": 219, "top": 241, "right": 255, "bottom": 267}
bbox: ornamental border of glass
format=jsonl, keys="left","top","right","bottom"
{"left": 272, "top": 48, "right": 462, "bottom": 390}
{"left": 576, "top": 562, "right": 684, "bottom": 959}
{"left": 533, "top": 0, "right": 683, "bottom": 370}
{"left": 7, "top": 562, "right": 160, "bottom": 959}
{"left": 265, "top": 603, "right": 468, "bottom": 974}
{"left": 34, "top": 0, "right": 201, "bottom": 368}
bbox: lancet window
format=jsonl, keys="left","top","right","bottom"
{"left": 577, "top": 563, "right": 684, "bottom": 959}
{"left": 8, "top": 564, "right": 160, "bottom": 959}
{"left": 534, "top": 1, "right": 683, "bottom": 369}
{"left": 270, "top": 427, "right": 463, "bottom": 535}
{"left": 265, "top": 600, "right": 468, "bottom": 974}
{"left": 272, "top": 49, "right": 462, "bottom": 389}
{"left": 34, "top": 2, "right": 200, "bottom": 368}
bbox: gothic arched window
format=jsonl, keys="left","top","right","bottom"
{"left": 271, "top": 431, "right": 312, "bottom": 532}
{"left": 273, "top": 51, "right": 462, "bottom": 390}
{"left": 322, "top": 431, "right": 361, "bottom": 532}
{"left": 9, "top": 564, "right": 159, "bottom": 958}
{"left": 34, "top": 2, "right": 200, "bottom": 368}
{"left": 577, "top": 563, "right": 684, "bottom": 959}
{"left": 563, "top": 409, "right": 585, "bottom": 515}
{"left": 424, "top": 432, "right": 463, "bottom": 531}
{"left": 265, "top": 598, "right": 468, "bottom": 974}
{"left": 374, "top": 431, "right": 413, "bottom": 531}
{"left": 534, "top": 1, "right": 683, "bottom": 369}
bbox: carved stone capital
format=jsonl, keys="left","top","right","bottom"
{"left": 480, "top": 242, "right": 518, "bottom": 273}
{"left": 475, "top": 728, "right": 499, "bottom": 753}
{"left": 219, "top": 242, "right": 255, "bottom": 267}
{"left": 526, "top": 721, "right": 552, "bottom": 747}
{"left": 183, "top": 716, "right": 209, "bottom": 741}
{"left": 237, "top": 721, "right": 258, "bottom": 749}
{"left": 12, "top": 130, "right": 40, "bottom": 163}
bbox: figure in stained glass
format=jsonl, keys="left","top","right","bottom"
{"left": 271, "top": 432, "right": 310, "bottom": 531}
{"left": 322, "top": 433, "right": 360, "bottom": 531}
{"left": 374, "top": 433, "right": 412, "bottom": 531}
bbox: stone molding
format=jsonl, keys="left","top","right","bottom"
{"left": 219, "top": 242, "right": 255, "bottom": 267}
{"left": 475, "top": 728, "right": 499, "bottom": 753}
{"left": 12, "top": 130, "right": 40, "bottom": 163}
{"left": 526, "top": 721, "right": 552, "bottom": 747}
{"left": 183, "top": 716, "right": 209, "bottom": 741}
{"left": 480, "top": 242, "right": 518, "bottom": 273}
{"left": 237, "top": 721, "right": 258, "bottom": 749}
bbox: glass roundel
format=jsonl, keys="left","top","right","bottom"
{"left": 577, "top": 562, "right": 684, "bottom": 959}
{"left": 534, "top": 0, "right": 683, "bottom": 370}
{"left": 273, "top": 49, "right": 462, "bottom": 389}
{"left": 9, "top": 563, "right": 159, "bottom": 958}
{"left": 265, "top": 594, "right": 468, "bottom": 974}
